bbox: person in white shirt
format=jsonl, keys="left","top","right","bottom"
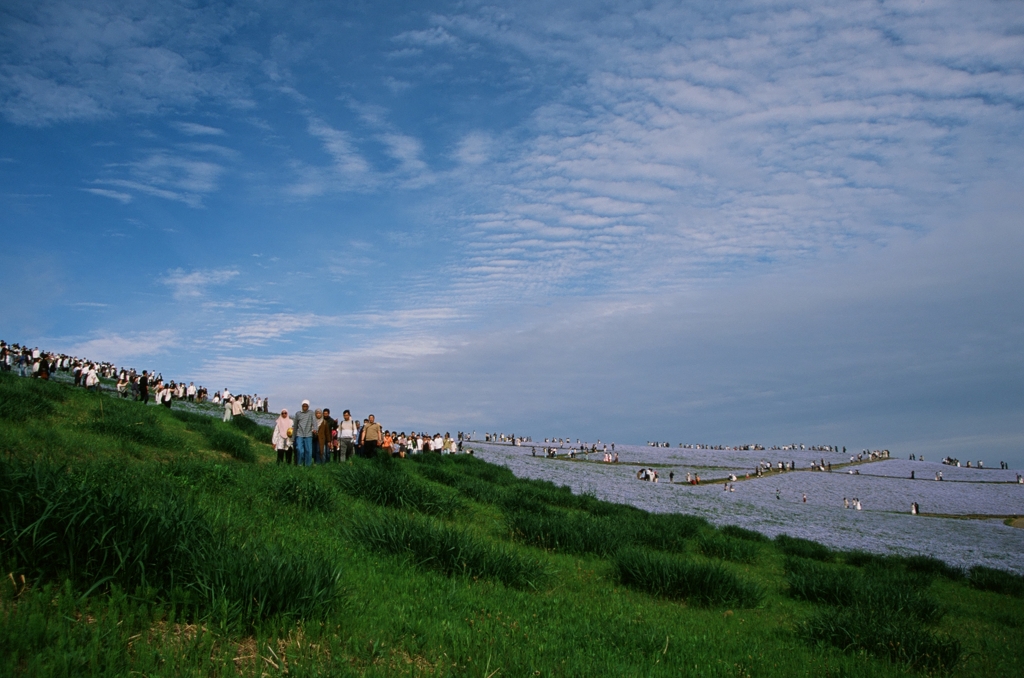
{"left": 338, "top": 410, "right": 359, "bottom": 461}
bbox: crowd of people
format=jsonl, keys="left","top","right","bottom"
{"left": 0, "top": 340, "right": 271, "bottom": 416}
{"left": 479, "top": 432, "right": 531, "bottom": 444}
{"left": 270, "top": 403, "right": 463, "bottom": 466}
{"left": 2, "top": 339, "right": 474, "bottom": 467}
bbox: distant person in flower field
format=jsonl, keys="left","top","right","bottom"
{"left": 292, "top": 400, "right": 316, "bottom": 467}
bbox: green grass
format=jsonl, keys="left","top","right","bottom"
{"left": 347, "top": 510, "right": 545, "bottom": 589}
{"left": 0, "top": 370, "right": 1021, "bottom": 676}
{"left": 775, "top": 534, "right": 835, "bottom": 562}
{"left": 332, "top": 455, "right": 461, "bottom": 516}
{"left": 272, "top": 470, "right": 336, "bottom": 512}
{"left": 614, "top": 547, "right": 765, "bottom": 608}
{"left": 968, "top": 565, "right": 1024, "bottom": 597}
{"left": 803, "top": 605, "right": 962, "bottom": 672}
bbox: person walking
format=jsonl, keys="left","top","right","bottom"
{"left": 273, "top": 409, "right": 294, "bottom": 464}
{"left": 339, "top": 410, "right": 358, "bottom": 461}
{"left": 223, "top": 396, "right": 234, "bottom": 422}
{"left": 319, "top": 408, "right": 337, "bottom": 463}
{"left": 360, "top": 414, "right": 382, "bottom": 458}
{"left": 292, "top": 400, "right": 316, "bottom": 467}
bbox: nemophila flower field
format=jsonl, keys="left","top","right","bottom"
{"left": 473, "top": 442, "right": 1024, "bottom": 574}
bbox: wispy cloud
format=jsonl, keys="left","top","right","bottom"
{"left": 173, "top": 121, "right": 225, "bottom": 136}
{"left": 81, "top": 187, "right": 132, "bottom": 204}
{"left": 392, "top": 26, "right": 460, "bottom": 49}
{"left": 161, "top": 268, "right": 239, "bottom": 299}
{"left": 0, "top": 1, "right": 253, "bottom": 127}
{"left": 96, "top": 151, "right": 225, "bottom": 207}
{"left": 215, "top": 313, "right": 334, "bottom": 346}
{"left": 421, "top": 0, "right": 1024, "bottom": 304}
{"left": 65, "top": 330, "right": 178, "bottom": 363}
{"left": 286, "top": 118, "right": 374, "bottom": 196}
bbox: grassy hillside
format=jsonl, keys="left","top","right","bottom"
{"left": 1, "top": 372, "right": 1022, "bottom": 677}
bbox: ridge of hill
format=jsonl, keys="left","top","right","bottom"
{"left": 1, "top": 372, "right": 1022, "bottom": 677}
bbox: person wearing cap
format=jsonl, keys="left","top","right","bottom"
{"left": 273, "top": 409, "right": 294, "bottom": 464}
{"left": 292, "top": 399, "right": 316, "bottom": 467}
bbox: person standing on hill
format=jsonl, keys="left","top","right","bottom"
{"left": 273, "top": 409, "right": 294, "bottom": 464}
{"left": 139, "top": 371, "right": 150, "bottom": 404}
{"left": 339, "top": 410, "right": 358, "bottom": 461}
{"left": 319, "top": 408, "right": 337, "bottom": 463}
{"left": 292, "top": 400, "right": 316, "bottom": 467}
{"left": 361, "top": 414, "right": 382, "bottom": 458}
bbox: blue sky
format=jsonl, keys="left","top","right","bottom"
{"left": 2, "top": 0, "right": 1023, "bottom": 463}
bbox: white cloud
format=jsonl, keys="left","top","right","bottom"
{"left": 0, "top": 1, "right": 251, "bottom": 126}
{"left": 392, "top": 26, "right": 460, "bottom": 48}
{"left": 96, "top": 151, "right": 225, "bottom": 207}
{"left": 173, "top": 121, "right": 225, "bottom": 136}
{"left": 287, "top": 118, "right": 374, "bottom": 196}
{"left": 161, "top": 268, "right": 239, "bottom": 299}
{"left": 81, "top": 187, "right": 131, "bottom": 203}
{"left": 65, "top": 330, "right": 178, "bottom": 364}
{"left": 215, "top": 313, "right": 332, "bottom": 346}
{"left": 454, "top": 131, "right": 493, "bottom": 165}
{"left": 429, "top": 0, "right": 1024, "bottom": 305}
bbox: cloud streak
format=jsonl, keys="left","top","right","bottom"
{"left": 161, "top": 268, "right": 239, "bottom": 299}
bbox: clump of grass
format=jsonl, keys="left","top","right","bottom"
{"left": 0, "top": 371, "right": 67, "bottom": 422}
{"left": 968, "top": 565, "right": 1024, "bottom": 597}
{"left": 89, "top": 398, "right": 183, "bottom": 450}
{"left": 844, "top": 550, "right": 964, "bottom": 581}
{"left": 163, "top": 459, "right": 237, "bottom": 491}
{"left": 204, "top": 427, "right": 255, "bottom": 462}
{"left": 169, "top": 409, "right": 256, "bottom": 462}
{"left": 0, "top": 459, "right": 214, "bottom": 596}
{"left": 414, "top": 463, "right": 496, "bottom": 504}
{"left": 695, "top": 532, "right": 760, "bottom": 564}
{"left": 508, "top": 510, "right": 616, "bottom": 555}
{"left": 775, "top": 534, "right": 833, "bottom": 562}
{"left": 803, "top": 605, "right": 961, "bottom": 672}
{"left": 842, "top": 550, "right": 892, "bottom": 568}
{"left": 635, "top": 513, "right": 708, "bottom": 551}
{"left": 507, "top": 506, "right": 704, "bottom": 557}
{"left": 614, "top": 547, "right": 764, "bottom": 608}
{"left": 229, "top": 414, "right": 272, "bottom": 445}
{"left": 720, "top": 525, "right": 769, "bottom": 542}
{"left": 901, "top": 554, "right": 965, "bottom": 581}
{"left": 273, "top": 472, "right": 335, "bottom": 512}
{"left": 333, "top": 458, "right": 460, "bottom": 516}
{"left": 787, "top": 554, "right": 955, "bottom": 669}
{"left": 784, "top": 557, "right": 941, "bottom": 622}
{"left": 200, "top": 542, "right": 342, "bottom": 626}
{"left": 0, "top": 459, "right": 339, "bottom": 629}
{"left": 348, "top": 511, "right": 545, "bottom": 589}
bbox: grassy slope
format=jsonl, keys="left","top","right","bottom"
{"left": 1, "top": 372, "right": 1022, "bottom": 677}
